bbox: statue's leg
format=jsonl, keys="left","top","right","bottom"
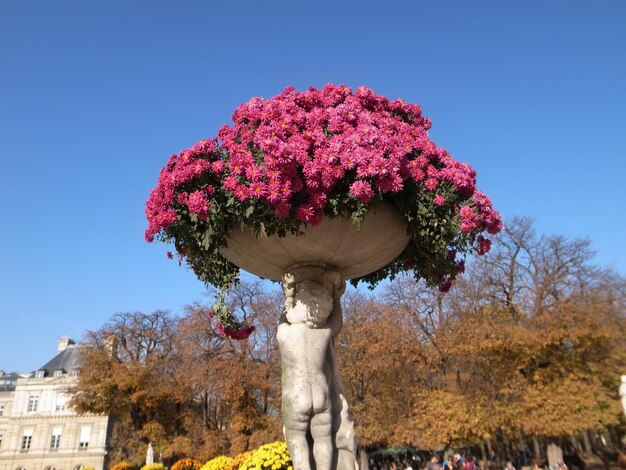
{"left": 335, "top": 391, "right": 359, "bottom": 470}
{"left": 284, "top": 416, "right": 312, "bottom": 470}
{"left": 329, "top": 347, "right": 359, "bottom": 470}
{"left": 311, "top": 409, "right": 333, "bottom": 470}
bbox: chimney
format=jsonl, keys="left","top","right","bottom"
{"left": 104, "top": 334, "right": 119, "bottom": 358}
{"left": 57, "top": 336, "right": 75, "bottom": 353}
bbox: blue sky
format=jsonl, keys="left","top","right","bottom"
{"left": 1, "top": 1, "right": 625, "bottom": 372}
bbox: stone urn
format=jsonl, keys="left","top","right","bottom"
{"left": 221, "top": 201, "right": 409, "bottom": 470}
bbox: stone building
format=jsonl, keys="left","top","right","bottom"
{"left": 0, "top": 337, "right": 109, "bottom": 470}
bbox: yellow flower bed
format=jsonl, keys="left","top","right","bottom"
{"left": 226, "top": 451, "right": 254, "bottom": 470}
{"left": 238, "top": 442, "right": 292, "bottom": 470}
{"left": 201, "top": 456, "right": 233, "bottom": 470}
{"left": 141, "top": 464, "right": 165, "bottom": 470}
{"left": 171, "top": 459, "right": 202, "bottom": 470}
{"left": 111, "top": 462, "right": 132, "bottom": 470}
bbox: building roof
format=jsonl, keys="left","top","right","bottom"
{"left": 0, "top": 372, "right": 23, "bottom": 391}
{"left": 36, "top": 344, "right": 82, "bottom": 376}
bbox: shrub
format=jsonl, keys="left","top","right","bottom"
{"left": 239, "top": 442, "right": 292, "bottom": 470}
{"left": 200, "top": 456, "right": 233, "bottom": 470}
{"left": 171, "top": 459, "right": 202, "bottom": 470}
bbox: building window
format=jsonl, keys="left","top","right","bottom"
{"left": 78, "top": 426, "right": 90, "bottom": 451}
{"left": 21, "top": 429, "right": 33, "bottom": 451}
{"left": 55, "top": 394, "right": 67, "bottom": 412}
{"left": 69, "top": 369, "right": 80, "bottom": 377}
{"left": 0, "top": 432, "right": 3, "bottom": 448}
{"left": 35, "top": 370, "right": 45, "bottom": 378}
{"left": 53, "top": 370, "right": 64, "bottom": 377}
{"left": 50, "top": 427, "right": 62, "bottom": 450}
{"left": 0, "top": 404, "right": 4, "bottom": 416}
{"left": 73, "top": 465, "right": 84, "bottom": 470}
{"left": 27, "top": 395, "right": 39, "bottom": 413}
{"left": 45, "top": 467, "right": 57, "bottom": 470}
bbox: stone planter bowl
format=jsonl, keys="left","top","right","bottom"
{"left": 221, "top": 201, "right": 410, "bottom": 281}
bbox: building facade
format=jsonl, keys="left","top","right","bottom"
{"left": 0, "top": 338, "right": 109, "bottom": 470}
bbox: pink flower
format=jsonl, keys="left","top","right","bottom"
{"left": 186, "top": 190, "right": 210, "bottom": 220}
{"left": 274, "top": 203, "right": 291, "bottom": 218}
{"left": 234, "top": 185, "right": 250, "bottom": 201}
{"left": 166, "top": 251, "right": 174, "bottom": 259}
{"left": 439, "top": 278, "right": 453, "bottom": 293}
{"left": 476, "top": 235, "right": 492, "bottom": 255}
{"left": 212, "top": 160, "right": 226, "bottom": 174}
{"left": 177, "top": 192, "right": 189, "bottom": 204}
{"left": 456, "top": 259, "right": 465, "bottom": 273}
{"left": 349, "top": 180, "right": 374, "bottom": 204}
{"left": 410, "top": 167, "right": 425, "bottom": 182}
{"left": 249, "top": 181, "right": 266, "bottom": 199}
{"left": 415, "top": 155, "right": 428, "bottom": 167}
{"left": 245, "top": 164, "right": 264, "bottom": 182}
{"left": 424, "top": 178, "right": 439, "bottom": 191}
{"left": 433, "top": 195, "right": 446, "bottom": 206}
{"left": 223, "top": 175, "right": 239, "bottom": 191}
{"left": 296, "top": 204, "right": 323, "bottom": 225}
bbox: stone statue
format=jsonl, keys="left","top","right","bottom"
{"left": 278, "top": 265, "right": 358, "bottom": 470}
{"left": 146, "top": 443, "right": 154, "bottom": 465}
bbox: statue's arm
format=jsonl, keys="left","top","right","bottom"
{"left": 327, "top": 280, "right": 345, "bottom": 338}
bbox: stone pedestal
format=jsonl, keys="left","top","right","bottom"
{"left": 222, "top": 202, "right": 409, "bottom": 470}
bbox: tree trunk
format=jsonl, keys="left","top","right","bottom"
{"left": 532, "top": 436, "right": 541, "bottom": 461}
{"left": 486, "top": 438, "right": 494, "bottom": 460}
{"left": 504, "top": 435, "right": 512, "bottom": 460}
{"left": 582, "top": 430, "right": 592, "bottom": 455}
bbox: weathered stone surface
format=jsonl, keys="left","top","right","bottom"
{"left": 278, "top": 266, "right": 358, "bottom": 470}
{"left": 221, "top": 201, "right": 410, "bottom": 281}
{"left": 222, "top": 205, "right": 408, "bottom": 470}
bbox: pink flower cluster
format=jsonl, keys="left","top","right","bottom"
{"left": 145, "top": 84, "right": 503, "bottom": 261}
{"left": 215, "top": 322, "right": 256, "bottom": 340}
{"left": 145, "top": 138, "right": 220, "bottom": 241}
{"left": 216, "top": 84, "right": 469, "bottom": 225}
{"left": 207, "top": 308, "right": 256, "bottom": 340}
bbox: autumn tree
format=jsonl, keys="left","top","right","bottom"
{"left": 72, "top": 310, "right": 182, "bottom": 466}
{"left": 210, "top": 280, "right": 284, "bottom": 454}
{"left": 73, "top": 282, "right": 285, "bottom": 467}
{"left": 336, "top": 290, "right": 426, "bottom": 447}
{"left": 395, "top": 217, "right": 626, "bottom": 454}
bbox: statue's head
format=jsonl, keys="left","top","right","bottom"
{"left": 287, "top": 279, "right": 333, "bottom": 328}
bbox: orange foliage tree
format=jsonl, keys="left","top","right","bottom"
{"left": 74, "top": 217, "right": 626, "bottom": 462}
